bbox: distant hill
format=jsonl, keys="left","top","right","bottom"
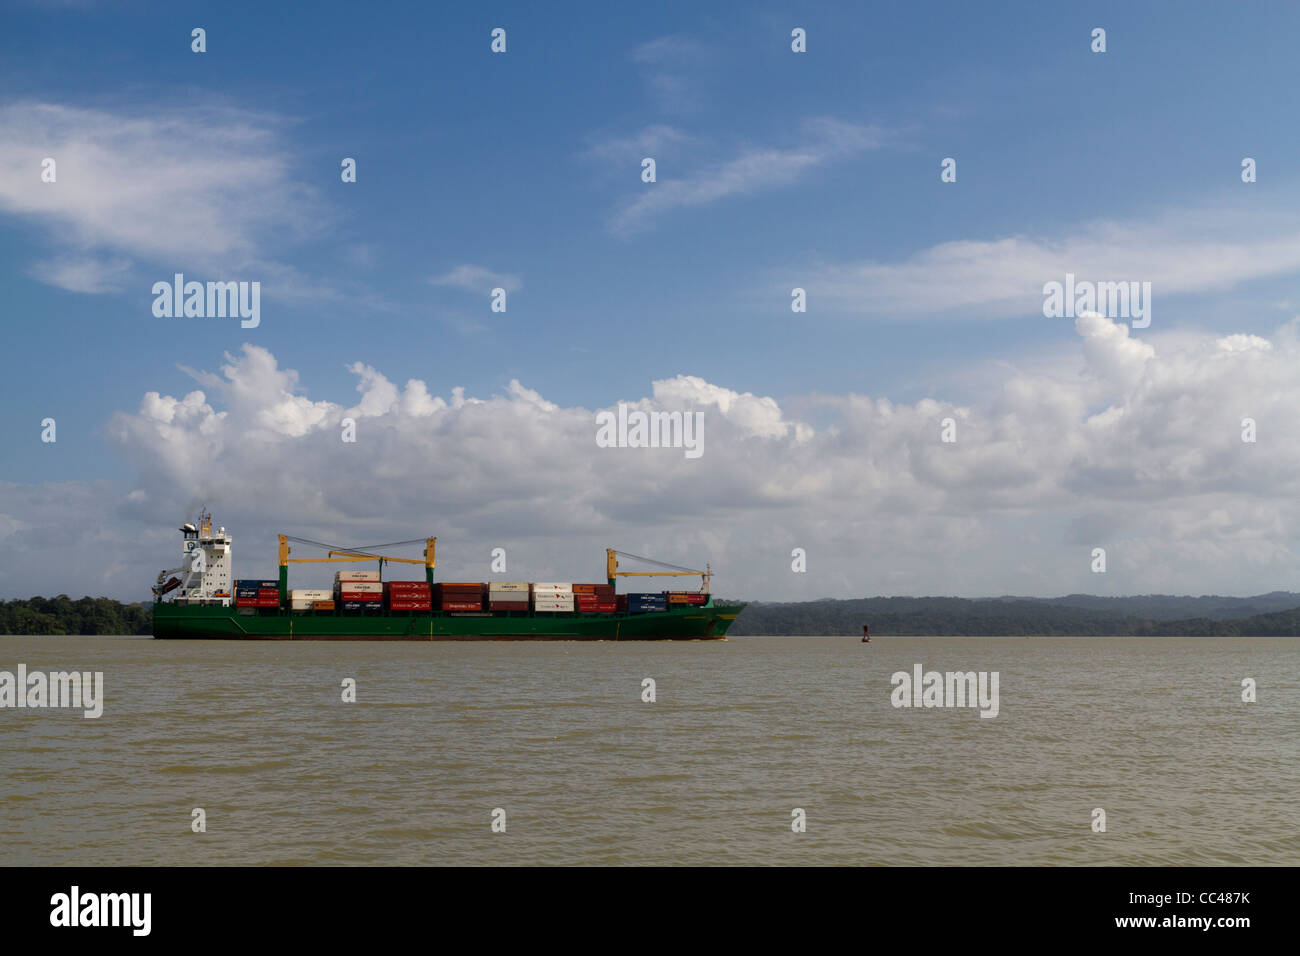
{"left": 725, "top": 593, "right": 1300, "bottom": 636}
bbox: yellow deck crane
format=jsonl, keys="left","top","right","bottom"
{"left": 276, "top": 534, "right": 436, "bottom": 604}
{"left": 606, "top": 549, "right": 711, "bottom": 593}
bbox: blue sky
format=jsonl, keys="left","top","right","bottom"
{"left": 3, "top": 1, "right": 1300, "bottom": 599}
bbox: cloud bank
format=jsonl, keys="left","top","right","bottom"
{"left": 2, "top": 314, "right": 1299, "bottom": 600}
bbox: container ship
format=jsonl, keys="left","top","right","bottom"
{"left": 151, "top": 512, "right": 745, "bottom": 640}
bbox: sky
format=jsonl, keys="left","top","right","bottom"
{"left": 2, "top": 0, "right": 1300, "bottom": 601}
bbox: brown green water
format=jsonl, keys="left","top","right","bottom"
{"left": 1, "top": 635, "right": 1296, "bottom": 866}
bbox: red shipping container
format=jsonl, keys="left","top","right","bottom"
{"left": 255, "top": 598, "right": 280, "bottom": 607}
{"left": 441, "top": 601, "right": 482, "bottom": 611}
{"left": 489, "top": 601, "right": 529, "bottom": 611}
{"left": 389, "top": 601, "right": 432, "bottom": 611}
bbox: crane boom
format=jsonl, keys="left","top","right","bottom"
{"left": 277, "top": 534, "right": 437, "bottom": 600}
{"left": 606, "top": 549, "right": 711, "bottom": 593}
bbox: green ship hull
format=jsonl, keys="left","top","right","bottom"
{"left": 153, "top": 600, "right": 746, "bottom": 640}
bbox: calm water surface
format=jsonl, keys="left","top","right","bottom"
{"left": 1, "top": 636, "right": 1296, "bottom": 866}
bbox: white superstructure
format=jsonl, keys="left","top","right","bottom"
{"left": 155, "top": 510, "right": 232, "bottom": 606}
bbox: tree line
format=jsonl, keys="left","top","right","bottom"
{"left": 0, "top": 596, "right": 153, "bottom": 636}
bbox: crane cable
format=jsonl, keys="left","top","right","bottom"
{"left": 612, "top": 550, "right": 703, "bottom": 574}
{"left": 283, "top": 535, "right": 430, "bottom": 558}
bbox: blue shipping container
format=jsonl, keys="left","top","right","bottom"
{"left": 627, "top": 593, "right": 668, "bottom": 614}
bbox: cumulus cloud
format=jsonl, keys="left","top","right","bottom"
{"left": 4, "top": 316, "right": 1300, "bottom": 601}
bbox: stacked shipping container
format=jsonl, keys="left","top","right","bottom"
{"left": 626, "top": 592, "right": 669, "bottom": 614}
{"left": 488, "top": 581, "right": 529, "bottom": 612}
{"left": 236, "top": 574, "right": 700, "bottom": 616}
{"left": 335, "top": 570, "right": 383, "bottom": 610}
{"left": 235, "top": 580, "right": 280, "bottom": 608}
{"left": 532, "top": 582, "right": 574, "bottom": 612}
{"left": 574, "top": 583, "right": 617, "bottom": 613}
{"left": 434, "top": 582, "right": 484, "bottom": 611}
{"left": 667, "top": 591, "right": 709, "bottom": 606}
{"left": 289, "top": 588, "right": 332, "bottom": 611}
{"left": 385, "top": 580, "right": 432, "bottom": 611}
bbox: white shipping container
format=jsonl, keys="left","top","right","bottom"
{"left": 488, "top": 582, "right": 529, "bottom": 592}
{"left": 532, "top": 583, "right": 573, "bottom": 592}
{"left": 335, "top": 581, "right": 382, "bottom": 594}
{"left": 533, "top": 605, "right": 574, "bottom": 613}
{"left": 290, "top": 600, "right": 313, "bottom": 610}
{"left": 533, "top": 596, "right": 575, "bottom": 606}
{"left": 335, "top": 570, "right": 381, "bottom": 582}
{"left": 290, "top": 589, "right": 333, "bottom": 600}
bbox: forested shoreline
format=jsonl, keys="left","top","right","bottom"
{"left": 3, "top": 592, "right": 1299, "bottom": 637}
{"left": 0, "top": 596, "right": 153, "bottom": 635}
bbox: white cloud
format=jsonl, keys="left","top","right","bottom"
{"left": 630, "top": 35, "right": 709, "bottom": 113}
{"left": 27, "top": 255, "right": 132, "bottom": 293}
{"left": 429, "top": 264, "right": 521, "bottom": 295}
{"left": 630, "top": 36, "right": 706, "bottom": 65}
{"left": 5, "top": 315, "right": 1300, "bottom": 601}
{"left": 608, "top": 118, "right": 886, "bottom": 235}
{"left": 0, "top": 101, "right": 322, "bottom": 292}
{"left": 802, "top": 201, "right": 1300, "bottom": 318}
{"left": 581, "top": 124, "right": 690, "bottom": 165}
